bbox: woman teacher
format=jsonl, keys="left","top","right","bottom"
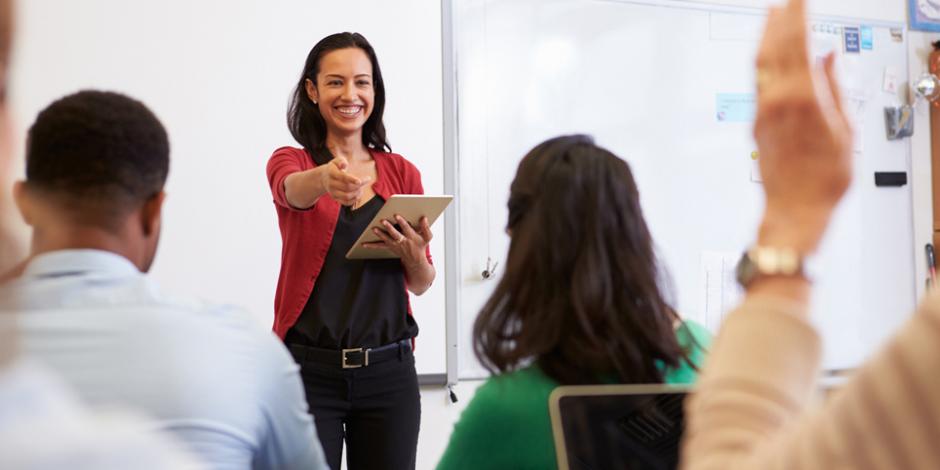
{"left": 266, "top": 32, "right": 433, "bottom": 470}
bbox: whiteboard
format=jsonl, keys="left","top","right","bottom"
{"left": 452, "top": 0, "right": 915, "bottom": 378}
{"left": 9, "top": 0, "right": 448, "bottom": 377}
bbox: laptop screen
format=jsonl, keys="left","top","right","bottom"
{"left": 549, "top": 385, "right": 691, "bottom": 470}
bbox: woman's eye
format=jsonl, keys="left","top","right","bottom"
{"left": 357, "top": 80, "right": 371, "bottom": 87}
{"left": 328, "top": 80, "right": 342, "bottom": 86}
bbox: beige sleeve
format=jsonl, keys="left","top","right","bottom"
{"left": 682, "top": 293, "right": 940, "bottom": 470}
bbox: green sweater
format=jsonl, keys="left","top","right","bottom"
{"left": 436, "top": 321, "right": 712, "bottom": 470}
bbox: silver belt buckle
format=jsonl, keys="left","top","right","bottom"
{"left": 341, "top": 348, "right": 369, "bottom": 369}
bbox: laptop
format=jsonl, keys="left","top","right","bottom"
{"left": 549, "top": 384, "right": 692, "bottom": 470}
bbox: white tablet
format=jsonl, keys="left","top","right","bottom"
{"left": 345, "top": 195, "right": 453, "bottom": 260}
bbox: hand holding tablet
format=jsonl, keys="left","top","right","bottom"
{"left": 345, "top": 195, "right": 453, "bottom": 260}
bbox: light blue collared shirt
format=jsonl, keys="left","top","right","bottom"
{"left": 0, "top": 359, "right": 205, "bottom": 469}
{"left": 4, "top": 250, "right": 327, "bottom": 470}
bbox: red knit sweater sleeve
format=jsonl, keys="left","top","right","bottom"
{"left": 266, "top": 146, "right": 309, "bottom": 210}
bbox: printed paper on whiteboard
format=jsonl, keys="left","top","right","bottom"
{"left": 716, "top": 93, "right": 756, "bottom": 122}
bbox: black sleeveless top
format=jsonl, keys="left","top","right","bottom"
{"left": 285, "top": 196, "right": 418, "bottom": 349}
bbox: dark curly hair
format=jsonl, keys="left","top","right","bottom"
{"left": 473, "top": 135, "right": 691, "bottom": 385}
{"left": 287, "top": 32, "right": 389, "bottom": 166}
{"left": 25, "top": 90, "right": 169, "bottom": 227}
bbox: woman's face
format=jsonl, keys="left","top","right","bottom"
{"left": 307, "top": 47, "right": 375, "bottom": 139}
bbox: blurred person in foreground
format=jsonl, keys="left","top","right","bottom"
{"left": 3, "top": 89, "right": 328, "bottom": 470}
{"left": 0, "top": 1, "right": 203, "bottom": 468}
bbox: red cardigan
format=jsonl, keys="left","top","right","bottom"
{"left": 266, "top": 146, "right": 431, "bottom": 339}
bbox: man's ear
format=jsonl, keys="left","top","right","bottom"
{"left": 12, "top": 181, "right": 34, "bottom": 226}
{"left": 305, "top": 78, "right": 319, "bottom": 104}
{"left": 140, "top": 191, "right": 166, "bottom": 237}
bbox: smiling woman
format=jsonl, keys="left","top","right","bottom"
{"left": 304, "top": 49, "right": 377, "bottom": 145}
{"left": 265, "top": 32, "right": 433, "bottom": 470}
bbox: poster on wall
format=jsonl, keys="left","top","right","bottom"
{"left": 910, "top": 0, "right": 940, "bottom": 32}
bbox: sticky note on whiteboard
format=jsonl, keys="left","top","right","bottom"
{"left": 883, "top": 66, "right": 899, "bottom": 94}
{"left": 843, "top": 26, "right": 861, "bottom": 53}
{"left": 716, "top": 93, "right": 756, "bottom": 122}
{"left": 699, "top": 251, "right": 744, "bottom": 332}
{"left": 860, "top": 25, "right": 873, "bottom": 50}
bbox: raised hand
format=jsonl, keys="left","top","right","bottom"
{"left": 753, "top": 0, "right": 853, "bottom": 253}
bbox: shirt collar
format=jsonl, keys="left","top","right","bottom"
{"left": 22, "top": 249, "right": 141, "bottom": 279}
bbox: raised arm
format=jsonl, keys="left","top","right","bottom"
{"left": 284, "top": 156, "right": 370, "bottom": 209}
{"left": 684, "top": 0, "right": 940, "bottom": 467}
{"left": 680, "top": 0, "right": 870, "bottom": 467}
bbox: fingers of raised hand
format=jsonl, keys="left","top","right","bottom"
{"left": 756, "top": 8, "right": 782, "bottom": 72}
{"left": 755, "top": 82, "right": 817, "bottom": 133}
{"left": 756, "top": 1, "right": 810, "bottom": 92}
{"left": 819, "top": 52, "right": 850, "bottom": 129}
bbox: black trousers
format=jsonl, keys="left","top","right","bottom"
{"left": 292, "top": 344, "right": 421, "bottom": 470}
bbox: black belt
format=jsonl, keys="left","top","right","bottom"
{"left": 288, "top": 340, "right": 411, "bottom": 369}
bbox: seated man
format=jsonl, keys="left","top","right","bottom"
{"left": 5, "top": 90, "right": 327, "bottom": 470}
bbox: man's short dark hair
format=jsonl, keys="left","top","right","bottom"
{"left": 25, "top": 90, "right": 169, "bottom": 225}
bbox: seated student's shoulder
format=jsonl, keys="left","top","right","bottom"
{"left": 192, "top": 302, "right": 289, "bottom": 358}
{"left": 664, "top": 319, "right": 712, "bottom": 384}
{"left": 437, "top": 365, "right": 559, "bottom": 470}
{"left": 145, "top": 294, "right": 293, "bottom": 371}
{"left": 473, "top": 365, "right": 556, "bottom": 413}
{"left": 677, "top": 320, "right": 712, "bottom": 351}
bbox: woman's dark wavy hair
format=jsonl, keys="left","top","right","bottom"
{"left": 473, "top": 135, "right": 692, "bottom": 385}
{"left": 287, "top": 32, "right": 390, "bottom": 165}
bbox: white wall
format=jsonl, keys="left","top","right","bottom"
{"left": 8, "top": 0, "right": 447, "bottom": 375}
{"left": 9, "top": 2, "right": 457, "bottom": 467}
{"left": 416, "top": 382, "right": 482, "bottom": 469}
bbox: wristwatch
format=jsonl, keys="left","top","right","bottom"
{"left": 735, "top": 246, "right": 807, "bottom": 288}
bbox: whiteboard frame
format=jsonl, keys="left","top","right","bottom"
{"left": 442, "top": 0, "right": 461, "bottom": 387}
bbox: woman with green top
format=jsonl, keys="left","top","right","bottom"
{"left": 437, "top": 135, "right": 711, "bottom": 469}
